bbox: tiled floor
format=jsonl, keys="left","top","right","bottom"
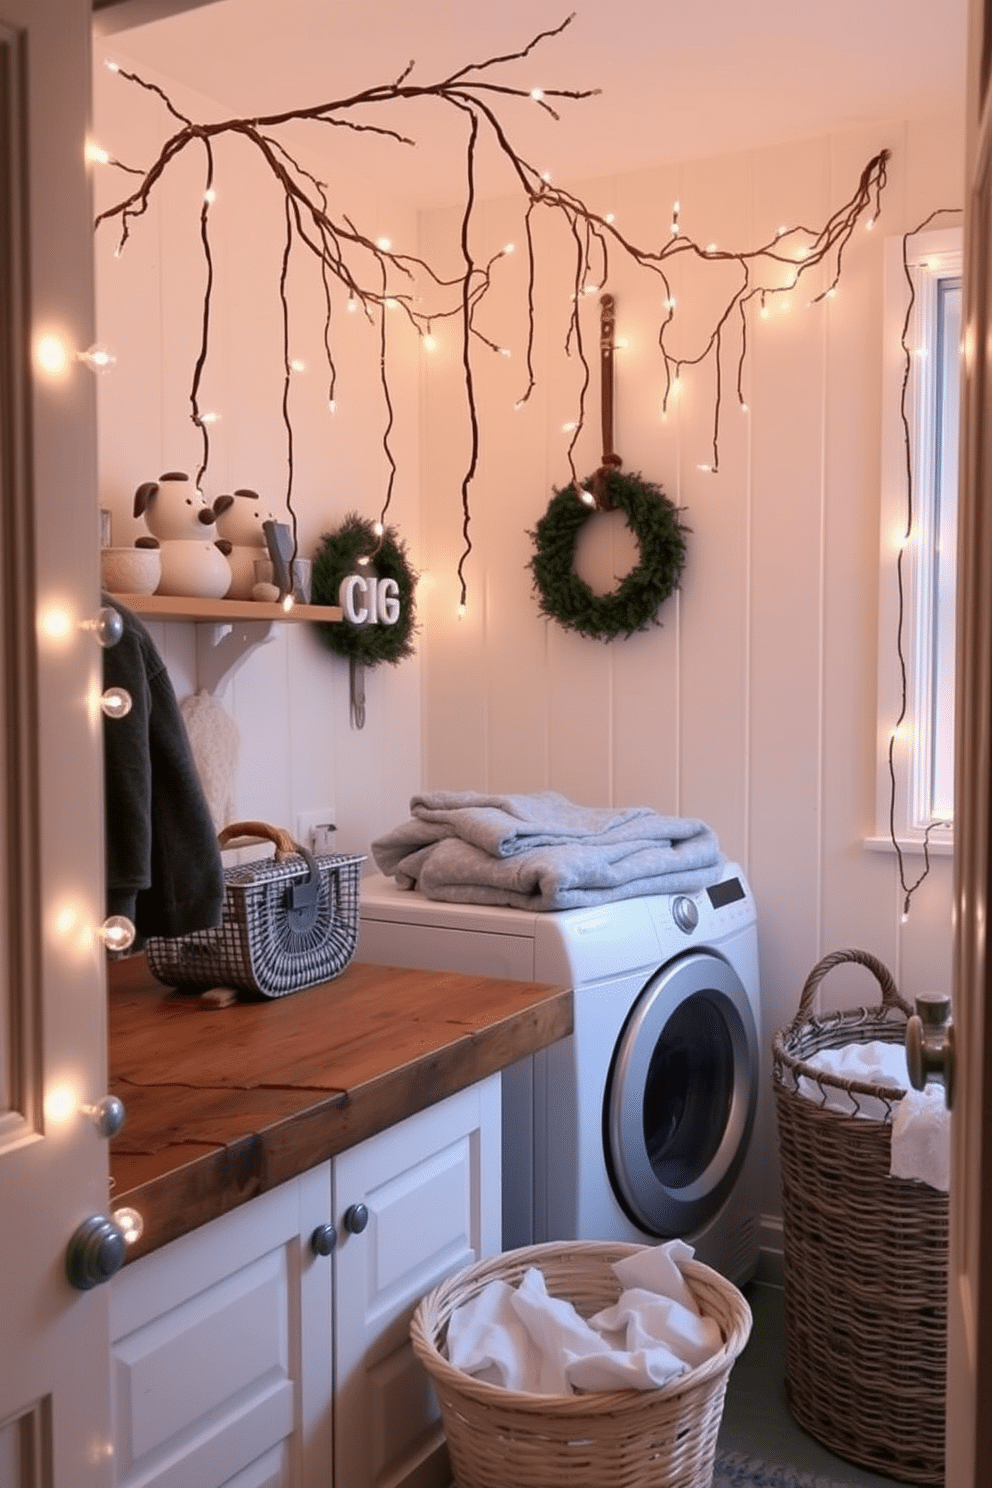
{"left": 717, "top": 1282, "right": 908, "bottom": 1487}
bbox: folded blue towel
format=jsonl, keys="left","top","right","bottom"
{"left": 371, "top": 790, "right": 724, "bottom": 910}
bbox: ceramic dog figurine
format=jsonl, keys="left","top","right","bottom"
{"left": 212, "top": 489, "right": 276, "bottom": 600}
{"left": 134, "top": 471, "right": 232, "bottom": 599}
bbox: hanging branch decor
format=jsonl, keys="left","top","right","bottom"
{"left": 93, "top": 17, "right": 890, "bottom": 610}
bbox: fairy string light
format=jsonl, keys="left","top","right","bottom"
{"left": 888, "top": 206, "right": 960, "bottom": 917}
{"left": 94, "top": 16, "right": 890, "bottom": 609}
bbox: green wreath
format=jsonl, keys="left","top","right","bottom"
{"left": 528, "top": 469, "right": 689, "bottom": 641}
{"left": 311, "top": 512, "right": 418, "bottom": 665}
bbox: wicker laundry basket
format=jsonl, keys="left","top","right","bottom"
{"left": 409, "top": 1240, "right": 752, "bottom": 1488}
{"left": 772, "top": 948, "right": 948, "bottom": 1485}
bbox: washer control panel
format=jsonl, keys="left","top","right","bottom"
{"left": 671, "top": 896, "right": 699, "bottom": 934}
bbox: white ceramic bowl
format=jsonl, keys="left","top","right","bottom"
{"left": 101, "top": 546, "right": 161, "bottom": 596}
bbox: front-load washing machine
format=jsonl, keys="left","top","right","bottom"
{"left": 357, "top": 862, "right": 761, "bottom": 1284}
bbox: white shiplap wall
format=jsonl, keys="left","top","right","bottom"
{"left": 418, "top": 119, "right": 962, "bottom": 1220}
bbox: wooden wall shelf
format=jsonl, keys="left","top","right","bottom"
{"left": 118, "top": 593, "right": 343, "bottom": 624}
{"left": 110, "top": 592, "right": 344, "bottom": 692}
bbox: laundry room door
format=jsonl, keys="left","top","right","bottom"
{"left": 0, "top": 0, "right": 114, "bottom": 1481}
{"left": 946, "top": 0, "right": 992, "bottom": 1480}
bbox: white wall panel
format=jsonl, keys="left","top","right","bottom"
{"left": 420, "top": 118, "right": 964, "bottom": 1226}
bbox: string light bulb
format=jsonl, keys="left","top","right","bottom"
{"left": 45, "top": 1086, "right": 78, "bottom": 1124}
{"left": 77, "top": 344, "right": 116, "bottom": 373}
{"left": 100, "top": 687, "right": 132, "bottom": 719}
{"left": 35, "top": 334, "right": 70, "bottom": 376}
{"left": 112, "top": 1207, "right": 144, "bottom": 1246}
{"left": 40, "top": 606, "right": 74, "bottom": 643}
{"left": 99, "top": 915, "right": 136, "bottom": 953}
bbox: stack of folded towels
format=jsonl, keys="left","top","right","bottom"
{"left": 444, "top": 1240, "right": 722, "bottom": 1394}
{"left": 372, "top": 790, "right": 725, "bottom": 911}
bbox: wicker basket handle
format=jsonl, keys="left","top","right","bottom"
{"left": 217, "top": 820, "right": 303, "bottom": 861}
{"left": 790, "top": 947, "right": 912, "bottom": 1031}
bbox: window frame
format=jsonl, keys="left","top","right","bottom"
{"left": 872, "top": 225, "right": 962, "bottom": 857}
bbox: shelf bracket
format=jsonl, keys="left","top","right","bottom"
{"left": 194, "top": 618, "right": 276, "bottom": 695}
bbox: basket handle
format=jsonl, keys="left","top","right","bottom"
{"left": 217, "top": 820, "right": 303, "bottom": 861}
{"left": 790, "top": 947, "right": 912, "bottom": 1031}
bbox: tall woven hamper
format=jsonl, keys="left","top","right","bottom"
{"left": 772, "top": 949, "right": 948, "bottom": 1485}
{"left": 409, "top": 1239, "right": 752, "bottom": 1488}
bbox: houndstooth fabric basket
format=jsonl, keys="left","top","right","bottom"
{"left": 145, "top": 820, "right": 364, "bottom": 998}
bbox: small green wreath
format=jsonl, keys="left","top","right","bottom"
{"left": 528, "top": 469, "right": 689, "bottom": 641}
{"left": 311, "top": 512, "right": 418, "bottom": 666}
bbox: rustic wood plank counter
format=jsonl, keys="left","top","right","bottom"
{"left": 108, "top": 955, "right": 571, "bottom": 1262}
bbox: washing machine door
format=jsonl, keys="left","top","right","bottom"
{"left": 604, "top": 948, "right": 758, "bottom": 1237}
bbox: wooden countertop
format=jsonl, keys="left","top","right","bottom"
{"left": 108, "top": 955, "right": 571, "bottom": 1262}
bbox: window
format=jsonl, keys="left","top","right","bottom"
{"left": 874, "top": 226, "right": 961, "bottom": 854}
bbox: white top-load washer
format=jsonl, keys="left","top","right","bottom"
{"left": 357, "top": 862, "right": 761, "bottom": 1284}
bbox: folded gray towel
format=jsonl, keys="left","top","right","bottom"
{"left": 371, "top": 791, "right": 724, "bottom": 910}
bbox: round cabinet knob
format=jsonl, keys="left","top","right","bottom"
{"left": 343, "top": 1202, "right": 369, "bottom": 1235}
{"left": 671, "top": 896, "right": 699, "bottom": 934}
{"left": 311, "top": 1223, "right": 338, "bottom": 1256}
{"left": 66, "top": 1215, "right": 127, "bottom": 1291}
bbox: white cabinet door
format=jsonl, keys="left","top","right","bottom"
{"left": 109, "top": 1166, "right": 334, "bottom": 1488}
{"left": 333, "top": 1077, "right": 502, "bottom": 1488}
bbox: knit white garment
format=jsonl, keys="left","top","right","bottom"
{"left": 180, "top": 690, "right": 239, "bottom": 831}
